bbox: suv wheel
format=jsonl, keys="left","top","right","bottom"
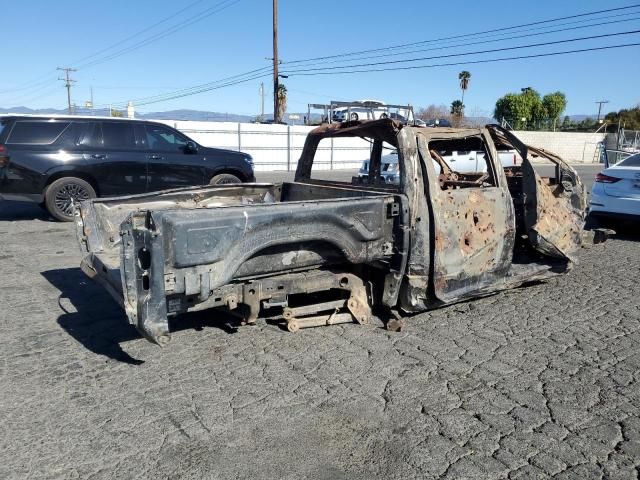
{"left": 210, "top": 173, "right": 242, "bottom": 185}
{"left": 45, "top": 177, "right": 96, "bottom": 222}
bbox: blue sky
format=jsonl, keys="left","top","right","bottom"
{"left": 1, "top": 0, "right": 639, "bottom": 117}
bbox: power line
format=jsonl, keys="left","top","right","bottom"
{"left": 95, "top": 66, "right": 273, "bottom": 109}
{"left": 282, "top": 42, "right": 640, "bottom": 77}
{"left": 101, "top": 34, "right": 637, "bottom": 109}
{"left": 7, "top": 8, "right": 636, "bottom": 102}
{"left": 100, "top": 66, "right": 272, "bottom": 108}
{"left": 73, "top": 0, "right": 242, "bottom": 70}
{"left": 2, "top": 85, "right": 62, "bottom": 107}
{"left": 69, "top": 0, "right": 207, "bottom": 67}
{"left": 281, "top": 29, "right": 640, "bottom": 74}
{"left": 288, "top": 14, "right": 640, "bottom": 68}
{"left": 282, "top": 3, "right": 640, "bottom": 65}
{"left": 0, "top": 80, "right": 61, "bottom": 103}
{"left": 100, "top": 36, "right": 638, "bottom": 109}
{"left": 134, "top": 72, "right": 270, "bottom": 107}
{"left": 0, "top": 74, "right": 59, "bottom": 95}
{"left": 1, "top": 1, "right": 210, "bottom": 94}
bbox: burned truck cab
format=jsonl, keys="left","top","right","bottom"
{"left": 77, "top": 119, "right": 590, "bottom": 345}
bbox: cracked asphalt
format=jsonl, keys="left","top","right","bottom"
{"left": 1, "top": 165, "right": 639, "bottom": 479}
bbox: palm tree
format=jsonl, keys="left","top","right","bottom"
{"left": 458, "top": 71, "right": 471, "bottom": 105}
{"left": 451, "top": 100, "right": 464, "bottom": 127}
{"left": 450, "top": 100, "right": 464, "bottom": 117}
{"left": 276, "top": 83, "right": 287, "bottom": 123}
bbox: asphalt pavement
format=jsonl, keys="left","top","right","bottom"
{"left": 2, "top": 163, "right": 639, "bottom": 479}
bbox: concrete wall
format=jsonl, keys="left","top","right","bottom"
{"left": 511, "top": 130, "right": 614, "bottom": 164}
{"left": 156, "top": 119, "right": 371, "bottom": 172}
{"left": 154, "top": 119, "right": 613, "bottom": 171}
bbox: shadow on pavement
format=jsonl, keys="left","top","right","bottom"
{"left": 42, "top": 268, "right": 244, "bottom": 364}
{"left": 611, "top": 224, "right": 640, "bottom": 242}
{"left": 586, "top": 214, "right": 640, "bottom": 242}
{"left": 42, "top": 268, "right": 145, "bottom": 365}
{"left": 0, "top": 200, "right": 53, "bottom": 222}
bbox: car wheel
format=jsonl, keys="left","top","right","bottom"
{"left": 350, "top": 112, "right": 359, "bottom": 121}
{"left": 210, "top": 173, "right": 242, "bottom": 185}
{"left": 45, "top": 177, "right": 96, "bottom": 222}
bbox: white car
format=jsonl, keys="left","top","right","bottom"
{"left": 441, "top": 150, "right": 519, "bottom": 173}
{"left": 333, "top": 106, "right": 388, "bottom": 122}
{"left": 590, "top": 152, "right": 640, "bottom": 219}
{"left": 358, "top": 149, "right": 519, "bottom": 184}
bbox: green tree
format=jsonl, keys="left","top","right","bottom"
{"left": 542, "top": 92, "right": 567, "bottom": 131}
{"left": 458, "top": 71, "right": 471, "bottom": 105}
{"left": 276, "top": 83, "right": 287, "bottom": 123}
{"left": 494, "top": 88, "right": 564, "bottom": 130}
{"left": 579, "top": 117, "right": 596, "bottom": 130}
{"left": 110, "top": 109, "right": 124, "bottom": 118}
{"left": 604, "top": 105, "right": 640, "bottom": 130}
{"left": 531, "top": 101, "right": 548, "bottom": 130}
{"left": 494, "top": 94, "right": 518, "bottom": 128}
{"left": 494, "top": 92, "right": 539, "bottom": 130}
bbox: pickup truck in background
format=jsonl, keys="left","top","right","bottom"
{"left": 77, "top": 119, "right": 593, "bottom": 346}
{"left": 359, "top": 149, "right": 519, "bottom": 184}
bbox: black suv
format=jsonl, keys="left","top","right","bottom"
{"left": 0, "top": 115, "right": 255, "bottom": 220}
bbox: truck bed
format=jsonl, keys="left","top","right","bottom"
{"left": 77, "top": 182, "right": 403, "bottom": 343}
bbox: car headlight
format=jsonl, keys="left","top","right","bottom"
{"left": 244, "top": 155, "right": 254, "bottom": 167}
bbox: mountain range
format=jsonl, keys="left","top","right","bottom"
{"left": 0, "top": 106, "right": 256, "bottom": 122}
{"left": 0, "top": 106, "right": 596, "bottom": 124}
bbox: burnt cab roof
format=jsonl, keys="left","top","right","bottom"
{"left": 306, "top": 117, "right": 489, "bottom": 146}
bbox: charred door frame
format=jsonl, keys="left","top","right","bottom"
{"left": 415, "top": 128, "right": 516, "bottom": 303}
{"left": 486, "top": 125, "right": 586, "bottom": 262}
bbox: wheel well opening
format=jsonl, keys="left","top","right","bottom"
{"left": 233, "top": 241, "right": 348, "bottom": 279}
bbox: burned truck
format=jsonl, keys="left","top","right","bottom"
{"left": 76, "top": 119, "right": 589, "bottom": 346}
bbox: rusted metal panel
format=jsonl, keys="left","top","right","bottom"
{"left": 416, "top": 131, "right": 516, "bottom": 303}
{"left": 522, "top": 161, "right": 585, "bottom": 261}
{"left": 487, "top": 125, "right": 586, "bottom": 262}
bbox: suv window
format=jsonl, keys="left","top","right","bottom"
{"left": 55, "top": 122, "right": 84, "bottom": 148}
{"left": 6, "top": 121, "right": 70, "bottom": 145}
{"left": 78, "top": 122, "right": 101, "bottom": 148}
{"left": 145, "top": 124, "right": 188, "bottom": 152}
{"left": 100, "top": 122, "right": 137, "bottom": 149}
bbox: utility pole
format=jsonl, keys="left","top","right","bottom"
{"left": 259, "top": 82, "right": 265, "bottom": 121}
{"left": 57, "top": 67, "right": 77, "bottom": 114}
{"left": 272, "top": 0, "right": 279, "bottom": 123}
{"left": 595, "top": 100, "right": 609, "bottom": 123}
